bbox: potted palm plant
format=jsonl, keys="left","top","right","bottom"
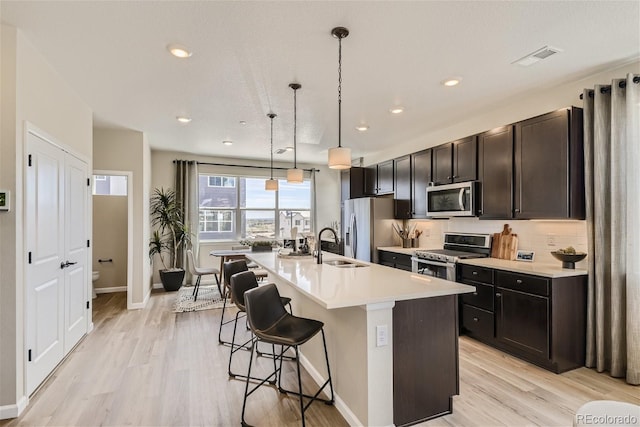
{"left": 149, "top": 187, "right": 191, "bottom": 291}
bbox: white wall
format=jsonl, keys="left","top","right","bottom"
{"left": 0, "top": 25, "right": 92, "bottom": 414}
{"left": 93, "top": 129, "right": 151, "bottom": 307}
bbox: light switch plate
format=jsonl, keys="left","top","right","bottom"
{"left": 0, "top": 190, "right": 9, "bottom": 212}
{"left": 376, "top": 325, "right": 388, "bottom": 347}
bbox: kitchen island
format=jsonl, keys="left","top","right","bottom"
{"left": 246, "top": 251, "right": 475, "bottom": 427}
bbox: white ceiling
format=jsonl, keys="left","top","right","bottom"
{"left": 2, "top": 1, "right": 639, "bottom": 165}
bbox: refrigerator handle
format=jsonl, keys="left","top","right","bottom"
{"left": 351, "top": 213, "right": 358, "bottom": 258}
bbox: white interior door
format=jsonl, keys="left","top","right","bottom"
{"left": 64, "top": 154, "right": 88, "bottom": 352}
{"left": 26, "top": 132, "right": 66, "bottom": 395}
{"left": 26, "top": 130, "right": 89, "bottom": 395}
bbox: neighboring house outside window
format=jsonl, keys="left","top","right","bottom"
{"left": 198, "top": 175, "right": 312, "bottom": 241}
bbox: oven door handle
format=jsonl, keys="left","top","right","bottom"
{"left": 411, "top": 257, "right": 452, "bottom": 268}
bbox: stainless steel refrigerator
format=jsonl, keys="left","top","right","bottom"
{"left": 343, "top": 197, "right": 396, "bottom": 263}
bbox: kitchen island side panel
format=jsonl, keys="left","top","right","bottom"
{"left": 393, "top": 295, "right": 459, "bottom": 426}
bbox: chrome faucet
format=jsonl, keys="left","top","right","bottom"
{"left": 316, "top": 227, "right": 339, "bottom": 264}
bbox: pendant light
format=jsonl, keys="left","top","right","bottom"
{"left": 328, "top": 26, "right": 351, "bottom": 170}
{"left": 265, "top": 113, "right": 279, "bottom": 191}
{"left": 287, "top": 83, "right": 304, "bottom": 183}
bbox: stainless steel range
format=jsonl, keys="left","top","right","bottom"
{"left": 412, "top": 232, "right": 492, "bottom": 281}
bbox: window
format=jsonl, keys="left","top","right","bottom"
{"left": 199, "top": 174, "right": 312, "bottom": 241}
{"left": 92, "top": 174, "right": 127, "bottom": 196}
{"left": 208, "top": 176, "right": 236, "bottom": 187}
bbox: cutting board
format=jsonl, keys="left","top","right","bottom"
{"left": 491, "top": 224, "right": 518, "bottom": 260}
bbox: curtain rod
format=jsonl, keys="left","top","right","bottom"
{"left": 173, "top": 160, "right": 320, "bottom": 173}
{"left": 579, "top": 75, "right": 640, "bottom": 99}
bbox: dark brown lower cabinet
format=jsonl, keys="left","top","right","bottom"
{"left": 459, "top": 264, "right": 586, "bottom": 373}
{"left": 496, "top": 287, "right": 549, "bottom": 359}
{"left": 393, "top": 296, "right": 458, "bottom": 426}
{"left": 378, "top": 250, "right": 412, "bottom": 271}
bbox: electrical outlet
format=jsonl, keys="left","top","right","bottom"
{"left": 376, "top": 325, "right": 388, "bottom": 347}
{"left": 547, "top": 235, "right": 557, "bottom": 246}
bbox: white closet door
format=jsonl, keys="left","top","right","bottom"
{"left": 26, "top": 132, "right": 66, "bottom": 395}
{"left": 64, "top": 154, "right": 88, "bottom": 352}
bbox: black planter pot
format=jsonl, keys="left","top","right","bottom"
{"left": 159, "top": 269, "right": 185, "bottom": 291}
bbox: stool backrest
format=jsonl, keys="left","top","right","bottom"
{"left": 223, "top": 259, "right": 248, "bottom": 288}
{"left": 186, "top": 249, "right": 198, "bottom": 275}
{"left": 244, "top": 283, "right": 287, "bottom": 332}
{"left": 229, "top": 270, "right": 258, "bottom": 310}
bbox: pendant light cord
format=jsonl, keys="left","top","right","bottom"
{"left": 338, "top": 36, "right": 342, "bottom": 149}
{"left": 269, "top": 113, "right": 275, "bottom": 179}
{"left": 293, "top": 87, "right": 298, "bottom": 168}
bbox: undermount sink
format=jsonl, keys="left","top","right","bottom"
{"left": 323, "top": 260, "right": 368, "bottom": 268}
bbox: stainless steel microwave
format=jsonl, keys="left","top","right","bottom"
{"left": 426, "top": 181, "right": 478, "bottom": 217}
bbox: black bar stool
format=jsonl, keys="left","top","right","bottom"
{"left": 219, "top": 260, "right": 249, "bottom": 346}
{"left": 241, "top": 283, "right": 334, "bottom": 427}
{"left": 228, "top": 271, "right": 293, "bottom": 379}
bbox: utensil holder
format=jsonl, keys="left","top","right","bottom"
{"left": 402, "top": 238, "right": 412, "bottom": 248}
{"left": 411, "top": 238, "right": 418, "bottom": 248}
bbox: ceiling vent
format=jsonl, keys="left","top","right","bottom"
{"left": 512, "top": 46, "right": 562, "bottom": 66}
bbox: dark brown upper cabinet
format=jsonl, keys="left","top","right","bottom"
{"left": 364, "top": 165, "right": 377, "bottom": 196}
{"left": 478, "top": 126, "right": 514, "bottom": 219}
{"left": 410, "top": 149, "right": 432, "bottom": 218}
{"left": 340, "top": 167, "right": 368, "bottom": 203}
{"left": 376, "top": 160, "right": 395, "bottom": 195}
{"left": 514, "top": 108, "right": 584, "bottom": 219}
{"left": 394, "top": 155, "right": 412, "bottom": 219}
{"left": 432, "top": 135, "right": 477, "bottom": 185}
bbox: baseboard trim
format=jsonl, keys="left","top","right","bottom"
{"left": 129, "top": 286, "right": 151, "bottom": 310}
{"left": 152, "top": 282, "right": 163, "bottom": 290}
{"left": 298, "top": 352, "right": 363, "bottom": 427}
{"left": 95, "top": 286, "right": 127, "bottom": 294}
{"left": 0, "top": 395, "right": 28, "bottom": 420}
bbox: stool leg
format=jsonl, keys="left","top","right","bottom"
{"left": 228, "top": 311, "right": 241, "bottom": 377}
{"left": 294, "top": 346, "right": 306, "bottom": 427}
{"left": 321, "top": 329, "right": 335, "bottom": 404}
{"left": 192, "top": 275, "right": 201, "bottom": 301}
{"left": 218, "top": 290, "right": 228, "bottom": 344}
{"left": 241, "top": 338, "right": 256, "bottom": 427}
{"left": 214, "top": 272, "right": 222, "bottom": 295}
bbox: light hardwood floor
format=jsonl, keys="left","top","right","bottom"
{"left": 2, "top": 290, "right": 637, "bottom": 427}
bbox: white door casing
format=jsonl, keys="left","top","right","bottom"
{"left": 25, "top": 129, "right": 89, "bottom": 395}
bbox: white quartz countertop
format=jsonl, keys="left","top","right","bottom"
{"left": 459, "top": 257, "right": 588, "bottom": 278}
{"left": 377, "top": 246, "right": 430, "bottom": 256}
{"left": 247, "top": 252, "right": 475, "bottom": 309}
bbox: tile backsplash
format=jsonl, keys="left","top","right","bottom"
{"left": 404, "top": 218, "right": 588, "bottom": 268}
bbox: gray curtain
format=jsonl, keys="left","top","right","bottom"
{"left": 175, "top": 160, "right": 199, "bottom": 283}
{"left": 583, "top": 73, "right": 640, "bottom": 385}
{"left": 311, "top": 169, "right": 318, "bottom": 234}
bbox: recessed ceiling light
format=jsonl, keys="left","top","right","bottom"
{"left": 285, "top": 146, "right": 294, "bottom": 151}
{"left": 355, "top": 125, "right": 370, "bottom": 131}
{"left": 176, "top": 116, "right": 191, "bottom": 123}
{"left": 390, "top": 107, "right": 404, "bottom": 114}
{"left": 222, "top": 140, "right": 233, "bottom": 146}
{"left": 167, "top": 44, "right": 192, "bottom": 58}
{"left": 443, "top": 78, "right": 462, "bottom": 87}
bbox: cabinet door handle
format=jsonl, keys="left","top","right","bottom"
{"left": 473, "top": 292, "right": 478, "bottom": 296}
{"left": 516, "top": 279, "right": 523, "bottom": 284}
{"left": 473, "top": 317, "right": 479, "bottom": 322}
{"left": 496, "top": 292, "right": 502, "bottom": 298}
{"left": 447, "top": 176, "right": 451, "bottom": 180}
{"left": 472, "top": 271, "right": 478, "bottom": 275}
{"left": 452, "top": 175, "right": 457, "bottom": 179}
{"left": 514, "top": 208, "right": 521, "bottom": 213}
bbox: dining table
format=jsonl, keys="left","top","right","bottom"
{"left": 209, "top": 248, "right": 268, "bottom": 285}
